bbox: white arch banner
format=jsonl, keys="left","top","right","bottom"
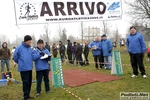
{"left": 14, "top": 0, "right": 122, "bottom": 24}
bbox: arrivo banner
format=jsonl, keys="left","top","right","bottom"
{"left": 14, "top": 0, "right": 122, "bottom": 24}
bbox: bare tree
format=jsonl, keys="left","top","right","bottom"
{"left": 14, "top": 35, "right": 22, "bottom": 46}
{"left": 113, "top": 27, "right": 121, "bottom": 43}
{"left": 52, "top": 37, "right": 60, "bottom": 45}
{"left": 125, "top": 0, "right": 150, "bottom": 24}
{"left": 100, "top": 21, "right": 111, "bottom": 36}
{"left": 40, "top": 24, "right": 51, "bottom": 43}
{"left": 58, "top": 23, "right": 62, "bottom": 40}
{"left": 0, "top": 34, "right": 7, "bottom": 44}
{"left": 68, "top": 35, "right": 76, "bottom": 42}
{"left": 81, "top": 22, "right": 84, "bottom": 43}
{"left": 129, "top": 21, "right": 145, "bottom": 33}
{"left": 54, "top": 23, "right": 63, "bottom": 41}
{"left": 78, "top": 22, "right": 86, "bottom": 42}
{"left": 60, "top": 28, "right": 67, "bottom": 45}
{"left": 31, "top": 33, "right": 37, "bottom": 46}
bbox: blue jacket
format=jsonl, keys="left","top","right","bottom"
{"left": 13, "top": 42, "right": 33, "bottom": 72}
{"left": 126, "top": 32, "right": 146, "bottom": 54}
{"left": 88, "top": 41, "right": 101, "bottom": 56}
{"left": 32, "top": 47, "right": 51, "bottom": 71}
{"left": 101, "top": 39, "right": 112, "bottom": 56}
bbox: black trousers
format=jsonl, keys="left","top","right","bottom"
{"left": 67, "top": 53, "right": 73, "bottom": 64}
{"left": 84, "top": 53, "right": 89, "bottom": 64}
{"left": 76, "top": 54, "right": 83, "bottom": 66}
{"left": 129, "top": 53, "right": 146, "bottom": 75}
{"left": 36, "top": 70, "right": 50, "bottom": 93}
{"left": 20, "top": 71, "right": 32, "bottom": 100}
{"left": 101, "top": 55, "right": 104, "bottom": 67}
{"left": 94, "top": 55, "right": 102, "bottom": 68}
{"left": 60, "top": 53, "right": 65, "bottom": 63}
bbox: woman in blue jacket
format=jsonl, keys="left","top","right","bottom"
{"left": 32, "top": 39, "right": 51, "bottom": 96}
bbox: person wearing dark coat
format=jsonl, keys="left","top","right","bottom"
{"left": 52, "top": 43, "right": 58, "bottom": 58}
{"left": 76, "top": 43, "right": 83, "bottom": 66}
{"left": 45, "top": 42, "right": 51, "bottom": 52}
{"left": 0, "top": 42, "right": 11, "bottom": 72}
{"left": 83, "top": 41, "right": 89, "bottom": 65}
{"left": 59, "top": 41, "right": 66, "bottom": 63}
{"left": 71, "top": 42, "right": 77, "bottom": 65}
{"left": 67, "top": 40, "right": 73, "bottom": 64}
{"left": 100, "top": 36, "right": 105, "bottom": 68}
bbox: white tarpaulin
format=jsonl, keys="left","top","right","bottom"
{"left": 14, "top": 0, "right": 122, "bottom": 24}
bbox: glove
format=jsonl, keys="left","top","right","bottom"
{"left": 108, "top": 50, "right": 112, "bottom": 53}
{"left": 47, "top": 55, "right": 52, "bottom": 59}
{"left": 45, "top": 55, "right": 52, "bottom": 60}
{"left": 40, "top": 52, "right": 45, "bottom": 56}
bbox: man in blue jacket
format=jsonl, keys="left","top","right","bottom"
{"left": 101, "top": 34, "right": 112, "bottom": 70}
{"left": 126, "top": 26, "right": 147, "bottom": 78}
{"left": 13, "top": 35, "right": 34, "bottom": 100}
{"left": 32, "top": 39, "right": 51, "bottom": 96}
{"left": 88, "top": 36, "right": 102, "bottom": 69}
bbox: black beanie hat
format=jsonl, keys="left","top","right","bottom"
{"left": 24, "top": 35, "right": 32, "bottom": 42}
{"left": 37, "top": 39, "right": 44, "bottom": 44}
{"left": 101, "top": 34, "right": 106, "bottom": 37}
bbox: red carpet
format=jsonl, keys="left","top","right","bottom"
{"left": 50, "top": 69, "right": 122, "bottom": 87}
{"left": 63, "top": 72, "right": 96, "bottom": 87}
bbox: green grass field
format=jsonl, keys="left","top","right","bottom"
{"left": 0, "top": 47, "right": 150, "bottom": 100}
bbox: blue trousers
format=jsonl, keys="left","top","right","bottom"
{"left": 1, "top": 59, "right": 10, "bottom": 72}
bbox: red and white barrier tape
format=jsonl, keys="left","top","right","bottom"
{"left": 64, "top": 59, "right": 150, "bottom": 68}
{"left": 61, "top": 87, "right": 83, "bottom": 100}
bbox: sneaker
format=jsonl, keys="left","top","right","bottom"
{"left": 143, "top": 75, "right": 147, "bottom": 78}
{"left": 104, "top": 67, "right": 110, "bottom": 70}
{"left": 36, "top": 93, "right": 40, "bottom": 96}
{"left": 131, "top": 74, "right": 138, "bottom": 78}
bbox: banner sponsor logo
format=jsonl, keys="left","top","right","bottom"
{"left": 14, "top": 0, "right": 122, "bottom": 24}
{"left": 111, "top": 50, "right": 123, "bottom": 76}
{"left": 51, "top": 58, "right": 64, "bottom": 88}
{"left": 108, "top": 15, "right": 121, "bottom": 18}
{"left": 19, "top": 3, "right": 38, "bottom": 21}
{"left": 114, "top": 50, "right": 123, "bottom": 76}
{"left": 108, "top": 2, "right": 120, "bottom": 11}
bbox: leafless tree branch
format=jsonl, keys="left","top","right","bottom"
{"left": 125, "top": 0, "right": 150, "bottom": 24}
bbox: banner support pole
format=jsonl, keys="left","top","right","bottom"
{"left": 13, "top": 0, "right": 19, "bottom": 29}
